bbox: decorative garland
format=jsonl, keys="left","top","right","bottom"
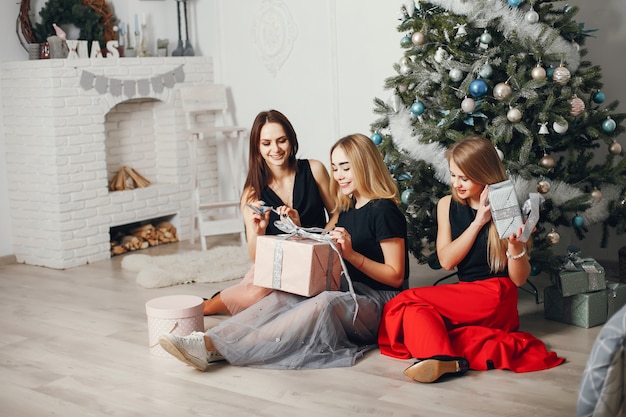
{"left": 79, "top": 65, "right": 186, "bottom": 98}
{"left": 17, "top": 0, "right": 116, "bottom": 50}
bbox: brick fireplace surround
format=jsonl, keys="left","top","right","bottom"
{"left": 1, "top": 56, "right": 218, "bottom": 269}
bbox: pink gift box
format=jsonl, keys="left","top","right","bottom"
{"left": 254, "top": 235, "right": 342, "bottom": 297}
{"left": 145, "top": 295, "right": 204, "bottom": 357}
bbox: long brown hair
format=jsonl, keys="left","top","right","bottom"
{"left": 242, "top": 110, "right": 299, "bottom": 203}
{"left": 445, "top": 135, "right": 515, "bottom": 272}
{"left": 330, "top": 134, "right": 399, "bottom": 212}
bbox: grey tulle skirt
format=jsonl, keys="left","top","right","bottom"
{"left": 206, "top": 283, "right": 399, "bottom": 369}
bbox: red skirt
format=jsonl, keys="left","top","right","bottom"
{"left": 378, "top": 278, "right": 565, "bottom": 372}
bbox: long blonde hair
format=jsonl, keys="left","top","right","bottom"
{"left": 446, "top": 135, "right": 516, "bottom": 272}
{"left": 330, "top": 134, "right": 399, "bottom": 212}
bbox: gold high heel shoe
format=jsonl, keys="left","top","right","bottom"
{"left": 403, "top": 356, "right": 469, "bottom": 383}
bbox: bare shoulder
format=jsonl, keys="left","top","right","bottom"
{"left": 240, "top": 186, "right": 255, "bottom": 207}
{"left": 438, "top": 194, "right": 452, "bottom": 208}
{"left": 307, "top": 159, "right": 330, "bottom": 178}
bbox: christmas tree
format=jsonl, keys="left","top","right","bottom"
{"left": 370, "top": 0, "right": 626, "bottom": 275}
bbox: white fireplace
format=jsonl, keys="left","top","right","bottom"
{"left": 1, "top": 56, "right": 217, "bottom": 269}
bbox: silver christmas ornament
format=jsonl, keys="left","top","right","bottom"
{"left": 434, "top": 47, "right": 449, "bottom": 63}
{"left": 493, "top": 82, "right": 512, "bottom": 101}
{"left": 479, "top": 31, "right": 492, "bottom": 45}
{"left": 412, "top": 31, "right": 426, "bottom": 46}
{"left": 525, "top": 10, "right": 539, "bottom": 24}
{"left": 531, "top": 65, "right": 546, "bottom": 80}
{"left": 400, "top": 64, "right": 411, "bottom": 75}
{"left": 539, "top": 154, "right": 555, "bottom": 169}
{"left": 537, "top": 179, "right": 551, "bottom": 194}
{"left": 610, "top": 141, "right": 623, "bottom": 155}
{"left": 538, "top": 122, "right": 549, "bottom": 135}
{"left": 552, "top": 65, "right": 571, "bottom": 85}
{"left": 591, "top": 189, "right": 602, "bottom": 201}
{"left": 553, "top": 121, "right": 568, "bottom": 134}
{"left": 546, "top": 229, "right": 560, "bottom": 245}
{"left": 479, "top": 63, "right": 493, "bottom": 79}
{"left": 449, "top": 68, "right": 463, "bottom": 82}
{"left": 507, "top": 107, "right": 522, "bottom": 123}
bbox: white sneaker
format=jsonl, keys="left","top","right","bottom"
{"left": 158, "top": 331, "right": 225, "bottom": 371}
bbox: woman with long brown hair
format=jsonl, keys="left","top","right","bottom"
{"left": 203, "top": 109, "right": 337, "bottom": 315}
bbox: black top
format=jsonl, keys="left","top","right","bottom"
{"left": 449, "top": 199, "right": 506, "bottom": 282}
{"left": 260, "top": 159, "right": 328, "bottom": 235}
{"left": 336, "top": 199, "right": 409, "bottom": 291}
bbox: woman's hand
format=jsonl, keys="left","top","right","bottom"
{"left": 275, "top": 206, "right": 301, "bottom": 227}
{"left": 247, "top": 200, "right": 271, "bottom": 235}
{"left": 507, "top": 224, "right": 527, "bottom": 256}
{"left": 473, "top": 185, "right": 493, "bottom": 227}
{"left": 330, "top": 227, "right": 354, "bottom": 259}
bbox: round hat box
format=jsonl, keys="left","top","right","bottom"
{"left": 145, "top": 295, "right": 204, "bottom": 357}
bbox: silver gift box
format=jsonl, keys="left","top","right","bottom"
{"left": 488, "top": 179, "right": 523, "bottom": 239}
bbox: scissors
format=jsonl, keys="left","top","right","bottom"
{"left": 246, "top": 204, "right": 286, "bottom": 217}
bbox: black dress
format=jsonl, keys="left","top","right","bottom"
{"left": 207, "top": 198, "right": 407, "bottom": 369}
{"left": 260, "top": 159, "right": 328, "bottom": 234}
{"left": 450, "top": 199, "right": 506, "bottom": 282}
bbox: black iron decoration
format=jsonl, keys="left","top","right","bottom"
{"left": 172, "top": 0, "right": 193, "bottom": 56}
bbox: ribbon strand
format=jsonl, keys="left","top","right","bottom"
{"left": 273, "top": 217, "right": 359, "bottom": 322}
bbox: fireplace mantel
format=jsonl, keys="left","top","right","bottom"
{"left": 1, "top": 57, "right": 214, "bottom": 268}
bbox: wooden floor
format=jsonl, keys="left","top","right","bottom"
{"left": 0, "top": 237, "right": 615, "bottom": 417}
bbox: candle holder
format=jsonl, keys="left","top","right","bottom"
{"left": 139, "top": 24, "right": 150, "bottom": 57}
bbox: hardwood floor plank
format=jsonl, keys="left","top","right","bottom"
{"left": 0, "top": 241, "right": 609, "bottom": 416}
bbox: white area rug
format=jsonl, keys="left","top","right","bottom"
{"left": 122, "top": 246, "right": 252, "bottom": 288}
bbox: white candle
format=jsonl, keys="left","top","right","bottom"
{"left": 141, "top": 13, "right": 146, "bottom": 26}
{"left": 134, "top": 14, "right": 139, "bottom": 33}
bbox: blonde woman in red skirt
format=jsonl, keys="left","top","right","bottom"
{"left": 378, "top": 135, "right": 565, "bottom": 383}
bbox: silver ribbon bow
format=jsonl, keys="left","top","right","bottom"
{"left": 273, "top": 217, "right": 359, "bottom": 322}
{"left": 520, "top": 193, "right": 544, "bottom": 243}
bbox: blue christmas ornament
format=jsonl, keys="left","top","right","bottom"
{"left": 546, "top": 66, "right": 555, "bottom": 78}
{"left": 400, "top": 36, "right": 412, "bottom": 48}
{"left": 572, "top": 215, "right": 584, "bottom": 228}
{"left": 593, "top": 91, "right": 606, "bottom": 104}
{"left": 397, "top": 172, "right": 412, "bottom": 181}
{"left": 371, "top": 132, "right": 382, "bottom": 145}
{"left": 508, "top": 0, "right": 523, "bottom": 6}
{"left": 410, "top": 100, "right": 425, "bottom": 116}
{"left": 530, "top": 263, "right": 542, "bottom": 276}
{"left": 602, "top": 118, "right": 616, "bottom": 133}
{"left": 401, "top": 189, "right": 414, "bottom": 205}
{"left": 469, "top": 79, "right": 488, "bottom": 98}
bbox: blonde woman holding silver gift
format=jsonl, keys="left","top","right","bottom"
{"left": 158, "top": 133, "right": 408, "bottom": 370}
{"left": 378, "top": 135, "right": 564, "bottom": 383}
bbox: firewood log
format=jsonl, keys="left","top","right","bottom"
{"left": 124, "top": 166, "right": 151, "bottom": 188}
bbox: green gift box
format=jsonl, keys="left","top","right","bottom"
{"left": 544, "top": 285, "right": 608, "bottom": 328}
{"left": 607, "top": 282, "right": 626, "bottom": 319}
{"left": 551, "top": 259, "right": 606, "bottom": 297}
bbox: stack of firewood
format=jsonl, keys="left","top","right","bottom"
{"left": 110, "top": 221, "right": 179, "bottom": 256}
{"left": 109, "top": 167, "right": 151, "bottom": 191}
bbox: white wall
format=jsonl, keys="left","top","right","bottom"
{"left": 1, "top": 0, "right": 624, "bottom": 261}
